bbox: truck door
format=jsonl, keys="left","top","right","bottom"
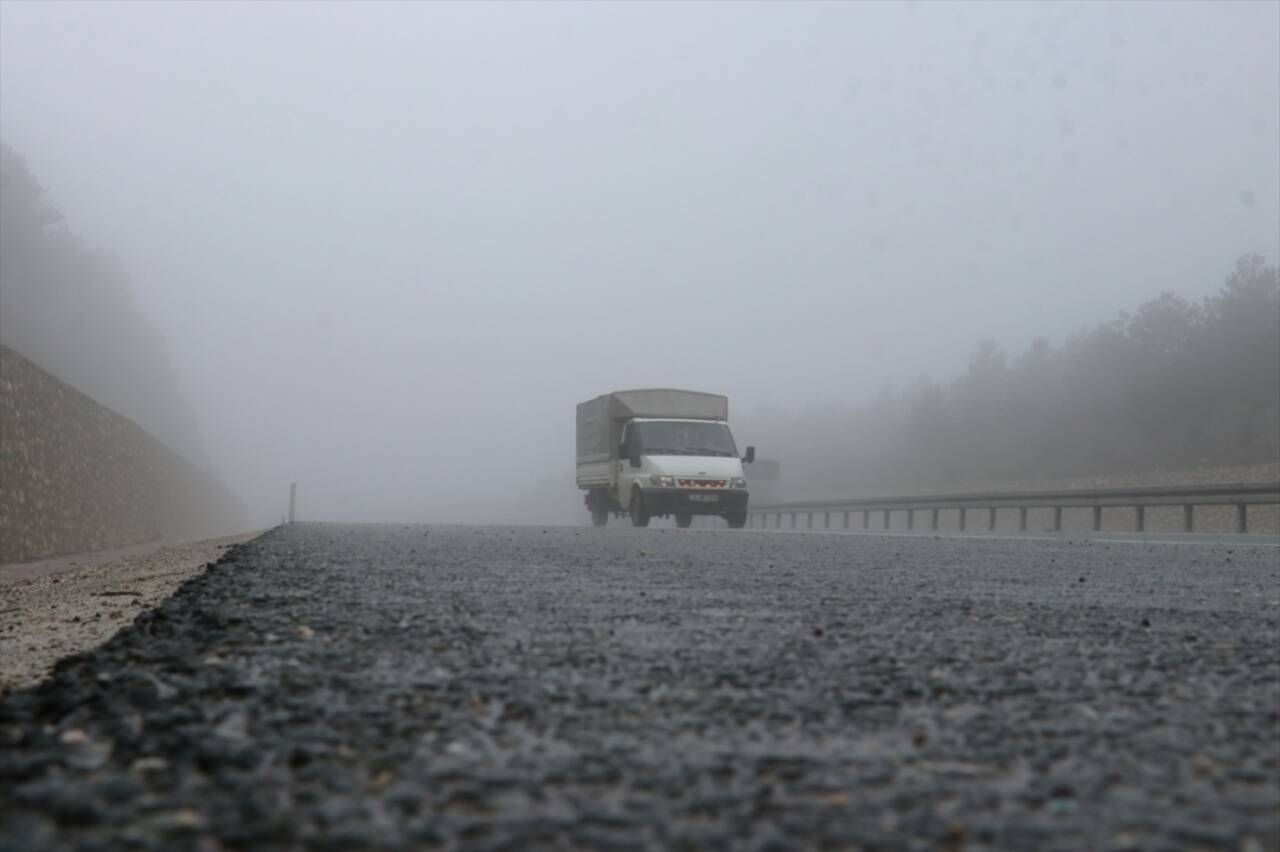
{"left": 618, "top": 422, "right": 640, "bottom": 501}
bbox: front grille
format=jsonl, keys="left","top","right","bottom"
{"left": 678, "top": 479, "right": 726, "bottom": 488}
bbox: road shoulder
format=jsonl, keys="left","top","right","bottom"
{"left": 0, "top": 530, "right": 266, "bottom": 694}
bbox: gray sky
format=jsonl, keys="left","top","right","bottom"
{"left": 2, "top": 0, "right": 1277, "bottom": 524}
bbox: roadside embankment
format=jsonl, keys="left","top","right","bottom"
{"left": 0, "top": 344, "right": 247, "bottom": 563}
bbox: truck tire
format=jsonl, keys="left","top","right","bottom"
{"left": 675, "top": 513, "right": 693, "bottom": 528}
{"left": 726, "top": 512, "right": 748, "bottom": 529}
{"left": 629, "top": 488, "right": 651, "bottom": 528}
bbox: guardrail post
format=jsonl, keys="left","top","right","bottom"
{"left": 1092, "top": 506, "right": 1102, "bottom": 532}
{"left": 1183, "top": 505, "right": 1193, "bottom": 533}
{"left": 906, "top": 510, "right": 914, "bottom": 531}
{"left": 1018, "top": 507, "right": 1028, "bottom": 532}
{"left": 843, "top": 510, "right": 850, "bottom": 529}
{"left": 883, "top": 509, "right": 891, "bottom": 530}
{"left": 806, "top": 512, "right": 813, "bottom": 530}
{"left": 1236, "top": 504, "right": 1247, "bottom": 534}
{"left": 987, "top": 507, "right": 996, "bottom": 532}
{"left": 930, "top": 508, "right": 939, "bottom": 531}
{"left": 1135, "top": 505, "right": 1145, "bottom": 533}
{"left": 862, "top": 509, "right": 870, "bottom": 529}
{"left": 959, "top": 508, "right": 967, "bottom": 532}
{"left": 1053, "top": 506, "right": 1062, "bottom": 532}
{"left": 824, "top": 511, "right": 831, "bottom": 529}
{"left": 790, "top": 512, "right": 797, "bottom": 529}
{"left": 288, "top": 482, "right": 296, "bottom": 524}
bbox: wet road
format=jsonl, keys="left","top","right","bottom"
{"left": 2, "top": 524, "right": 1277, "bottom": 851}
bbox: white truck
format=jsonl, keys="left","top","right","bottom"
{"left": 577, "top": 389, "right": 755, "bottom": 528}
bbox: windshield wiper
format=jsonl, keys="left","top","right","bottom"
{"left": 684, "top": 447, "right": 733, "bottom": 457}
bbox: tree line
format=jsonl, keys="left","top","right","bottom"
{"left": 748, "top": 254, "right": 1279, "bottom": 497}
{"left": 0, "top": 143, "right": 204, "bottom": 464}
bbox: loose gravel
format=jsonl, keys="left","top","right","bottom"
{"left": 0, "top": 532, "right": 261, "bottom": 694}
{"left": 1, "top": 524, "right": 1276, "bottom": 851}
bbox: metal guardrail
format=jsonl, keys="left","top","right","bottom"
{"left": 748, "top": 481, "right": 1280, "bottom": 535}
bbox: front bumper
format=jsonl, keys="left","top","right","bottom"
{"left": 641, "top": 488, "right": 749, "bottom": 516}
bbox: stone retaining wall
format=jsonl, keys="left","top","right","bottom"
{"left": 0, "top": 344, "right": 246, "bottom": 563}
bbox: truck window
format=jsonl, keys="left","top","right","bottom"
{"left": 633, "top": 422, "right": 738, "bottom": 457}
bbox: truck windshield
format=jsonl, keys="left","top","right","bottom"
{"left": 634, "top": 421, "right": 738, "bottom": 457}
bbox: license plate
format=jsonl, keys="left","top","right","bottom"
{"left": 689, "top": 494, "right": 719, "bottom": 503}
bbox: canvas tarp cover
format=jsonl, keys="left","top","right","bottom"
{"left": 576, "top": 389, "right": 728, "bottom": 464}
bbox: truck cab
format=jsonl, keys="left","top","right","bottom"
{"left": 615, "top": 418, "right": 752, "bottom": 528}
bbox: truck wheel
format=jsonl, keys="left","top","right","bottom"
{"left": 726, "top": 512, "right": 748, "bottom": 529}
{"left": 675, "top": 513, "right": 693, "bottom": 528}
{"left": 629, "top": 489, "right": 650, "bottom": 528}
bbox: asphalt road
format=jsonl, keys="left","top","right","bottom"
{"left": 2, "top": 524, "right": 1277, "bottom": 851}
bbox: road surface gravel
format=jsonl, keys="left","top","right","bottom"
{"left": 1, "top": 524, "right": 1276, "bottom": 851}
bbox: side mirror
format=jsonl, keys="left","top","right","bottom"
{"left": 743, "top": 446, "right": 756, "bottom": 464}
{"left": 629, "top": 451, "right": 642, "bottom": 468}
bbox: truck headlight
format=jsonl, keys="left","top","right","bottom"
{"left": 649, "top": 474, "right": 675, "bottom": 487}
{"left": 731, "top": 477, "right": 747, "bottom": 489}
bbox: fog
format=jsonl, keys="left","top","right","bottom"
{"left": 2, "top": 1, "right": 1277, "bottom": 525}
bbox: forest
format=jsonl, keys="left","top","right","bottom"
{"left": 748, "top": 254, "right": 1280, "bottom": 497}
{"left": 0, "top": 144, "right": 204, "bottom": 464}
